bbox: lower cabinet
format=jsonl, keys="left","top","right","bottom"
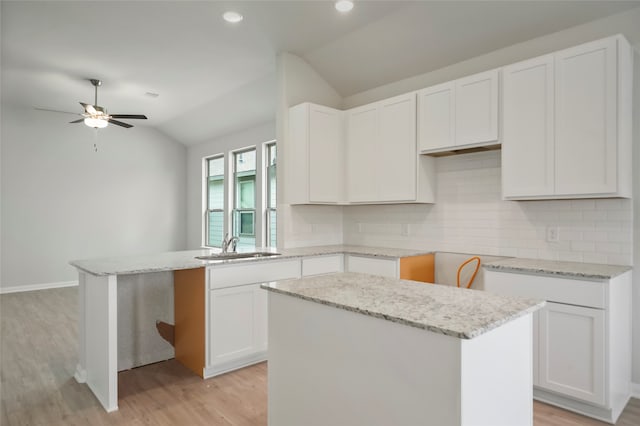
{"left": 345, "top": 253, "right": 435, "bottom": 283}
{"left": 345, "top": 254, "right": 399, "bottom": 278}
{"left": 208, "top": 283, "right": 267, "bottom": 373}
{"left": 538, "top": 302, "right": 605, "bottom": 405}
{"left": 484, "top": 269, "right": 632, "bottom": 423}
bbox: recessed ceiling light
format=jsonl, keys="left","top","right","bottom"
{"left": 223, "top": 11, "right": 243, "bottom": 23}
{"left": 335, "top": 0, "right": 354, "bottom": 13}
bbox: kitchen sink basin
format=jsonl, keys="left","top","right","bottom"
{"left": 195, "top": 251, "right": 281, "bottom": 261}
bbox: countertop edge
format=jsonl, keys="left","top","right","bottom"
{"left": 261, "top": 282, "right": 545, "bottom": 340}
{"left": 483, "top": 263, "right": 632, "bottom": 280}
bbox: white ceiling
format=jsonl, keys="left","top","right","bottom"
{"left": 2, "top": 1, "right": 639, "bottom": 146}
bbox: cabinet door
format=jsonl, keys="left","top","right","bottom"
{"left": 346, "top": 105, "right": 379, "bottom": 202}
{"left": 554, "top": 37, "right": 617, "bottom": 196}
{"left": 209, "top": 283, "right": 267, "bottom": 367}
{"left": 502, "top": 55, "right": 555, "bottom": 198}
{"left": 417, "top": 82, "right": 455, "bottom": 152}
{"left": 309, "top": 105, "right": 343, "bottom": 203}
{"left": 538, "top": 302, "right": 605, "bottom": 405}
{"left": 345, "top": 255, "right": 398, "bottom": 278}
{"left": 455, "top": 69, "right": 499, "bottom": 146}
{"left": 378, "top": 93, "right": 417, "bottom": 201}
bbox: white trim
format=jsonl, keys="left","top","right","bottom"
{"left": 632, "top": 382, "right": 640, "bottom": 399}
{"left": 0, "top": 280, "right": 78, "bottom": 294}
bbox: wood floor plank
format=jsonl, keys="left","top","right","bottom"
{"left": 1, "top": 287, "right": 638, "bottom": 425}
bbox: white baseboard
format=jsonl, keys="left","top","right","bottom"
{"left": 632, "top": 382, "right": 640, "bottom": 399}
{"left": 0, "top": 280, "right": 78, "bottom": 294}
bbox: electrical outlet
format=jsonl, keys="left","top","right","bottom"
{"left": 401, "top": 224, "right": 410, "bottom": 236}
{"left": 546, "top": 226, "right": 559, "bottom": 242}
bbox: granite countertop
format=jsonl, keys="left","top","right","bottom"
{"left": 261, "top": 272, "right": 544, "bottom": 339}
{"left": 70, "top": 245, "right": 433, "bottom": 276}
{"left": 483, "top": 258, "right": 631, "bottom": 280}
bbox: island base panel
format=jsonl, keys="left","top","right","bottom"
{"left": 174, "top": 268, "right": 206, "bottom": 377}
{"left": 268, "top": 292, "right": 532, "bottom": 426}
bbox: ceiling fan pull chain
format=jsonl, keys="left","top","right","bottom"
{"left": 93, "top": 128, "right": 98, "bottom": 152}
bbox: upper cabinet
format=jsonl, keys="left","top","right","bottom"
{"left": 502, "top": 35, "right": 632, "bottom": 200}
{"left": 287, "top": 103, "right": 344, "bottom": 204}
{"left": 346, "top": 93, "right": 435, "bottom": 204}
{"left": 418, "top": 69, "right": 499, "bottom": 154}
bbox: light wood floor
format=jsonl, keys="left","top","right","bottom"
{"left": 1, "top": 287, "right": 639, "bottom": 426}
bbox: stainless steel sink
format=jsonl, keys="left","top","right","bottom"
{"left": 195, "top": 251, "right": 281, "bottom": 261}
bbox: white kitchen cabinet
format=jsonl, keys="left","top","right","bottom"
{"left": 346, "top": 93, "right": 435, "bottom": 204}
{"left": 455, "top": 69, "right": 499, "bottom": 146}
{"left": 205, "top": 259, "right": 301, "bottom": 377}
{"left": 416, "top": 82, "right": 455, "bottom": 151}
{"left": 346, "top": 104, "right": 379, "bottom": 203}
{"left": 484, "top": 268, "right": 632, "bottom": 423}
{"left": 418, "top": 69, "right": 499, "bottom": 154}
{"left": 302, "top": 254, "right": 344, "bottom": 276}
{"left": 208, "top": 283, "right": 267, "bottom": 369}
{"left": 345, "top": 255, "right": 398, "bottom": 278}
{"left": 288, "top": 103, "right": 344, "bottom": 204}
{"left": 502, "top": 35, "right": 632, "bottom": 200}
{"left": 502, "top": 54, "right": 555, "bottom": 198}
{"left": 538, "top": 302, "right": 605, "bottom": 405}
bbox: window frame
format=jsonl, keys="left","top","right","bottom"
{"left": 264, "top": 141, "right": 277, "bottom": 248}
{"left": 204, "top": 154, "right": 225, "bottom": 248}
{"left": 231, "top": 147, "right": 257, "bottom": 248}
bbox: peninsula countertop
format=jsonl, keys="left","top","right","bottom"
{"left": 261, "top": 272, "right": 545, "bottom": 339}
{"left": 69, "top": 245, "right": 433, "bottom": 276}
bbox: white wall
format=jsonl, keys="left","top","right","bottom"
{"left": 276, "top": 52, "right": 344, "bottom": 248}
{"left": 185, "top": 121, "right": 275, "bottom": 249}
{"left": 0, "top": 105, "right": 187, "bottom": 290}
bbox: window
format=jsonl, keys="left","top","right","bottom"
{"left": 232, "top": 148, "right": 256, "bottom": 249}
{"left": 265, "top": 142, "right": 277, "bottom": 247}
{"left": 205, "top": 156, "right": 224, "bottom": 247}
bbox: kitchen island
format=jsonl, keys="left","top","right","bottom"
{"left": 262, "top": 272, "right": 545, "bottom": 426}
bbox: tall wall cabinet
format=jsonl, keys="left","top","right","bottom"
{"left": 502, "top": 35, "right": 632, "bottom": 199}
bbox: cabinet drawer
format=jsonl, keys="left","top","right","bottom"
{"left": 484, "top": 270, "right": 605, "bottom": 309}
{"left": 302, "top": 255, "right": 344, "bottom": 276}
{"left": 346, "top": 255, "right": 398, "bottom": 278}
{"left": 208, "top": 259, "right": 301, "bottom": 290}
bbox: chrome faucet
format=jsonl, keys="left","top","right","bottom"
{"left": 221, "top": 233, "right": 240, "bottom": 254}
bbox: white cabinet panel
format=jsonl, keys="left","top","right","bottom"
{"left": 417, "top": 82, "right": 455, "bottom": 151}
{"left": 555, "top": 37, "right": 617, "bottom": 196}
{"left": 209, "top": 284, "right": 265, "bottom": 367}
{"left": 345, "top": 255, "right": 398, "bottom": 278}
{"left": 455, "top": 69, "right": 499, "bottom": 146}
{"left": 539, "top": 302, "right": 605, "bottom": 405}
{"left": 378, "top": 93, "right": 417, "bottom": 201}
{"left": 287, "top": 103, "right": 343, "bottom": 204}
{"left": 302, "top": 254, "right": 344, "bottom": 276}
{"left": 501, "top": 35, "right": 631, "bottom": 200}
{"left": 208, "top": 259, "right": 300, "bottom": 289}
{"left": 309, "top": 105, "right": 344, "bottom": 202}
{"left": 502, "top": 55, "right": 555, "bottom": 198}
{"left": 346, "top": 105, "right": 379, "bottom": 203}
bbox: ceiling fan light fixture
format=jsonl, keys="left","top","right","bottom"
{"left": 335, "top": 0, "right": 354, "bottom": 13}
{"left": 223, "top": 11, "right": 243, "bottom": 23}
{"left": 84, "top": 117, "right": 108, "bottom": 129}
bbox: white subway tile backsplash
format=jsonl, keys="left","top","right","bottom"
{"left": 343, "top": 151, "right": 632, "bottom": 266}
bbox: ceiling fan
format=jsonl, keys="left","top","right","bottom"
{"left": 36, "top": 79, "right": 148, "bottom": 129}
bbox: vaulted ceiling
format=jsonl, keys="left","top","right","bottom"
{"left": 2, "top": 1, "right": 639, "bottom": 146}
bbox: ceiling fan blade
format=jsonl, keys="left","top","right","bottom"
{"left": 108, "top": 118, "right": 133, "bottom": 128}
{"left": 110, "top": 114, "right": 147, "bottom": 120}
{"left": 34, "top": 107, "right": 81, "bottom": 116}
{"left": 69, "top": 119, "right": 84, "bottom": 124}
{"left": 80, "top": 102, "right": 97, "bottom": 115}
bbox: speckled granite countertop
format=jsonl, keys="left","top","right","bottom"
{"left": 70, "top": 245, "right": 433, "bottom": 276}
{"left": 484, "top": 258, "right": 631, "bottom": 280}
{"left": 261, "top": 272, "right": 544, "bottom": 339}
